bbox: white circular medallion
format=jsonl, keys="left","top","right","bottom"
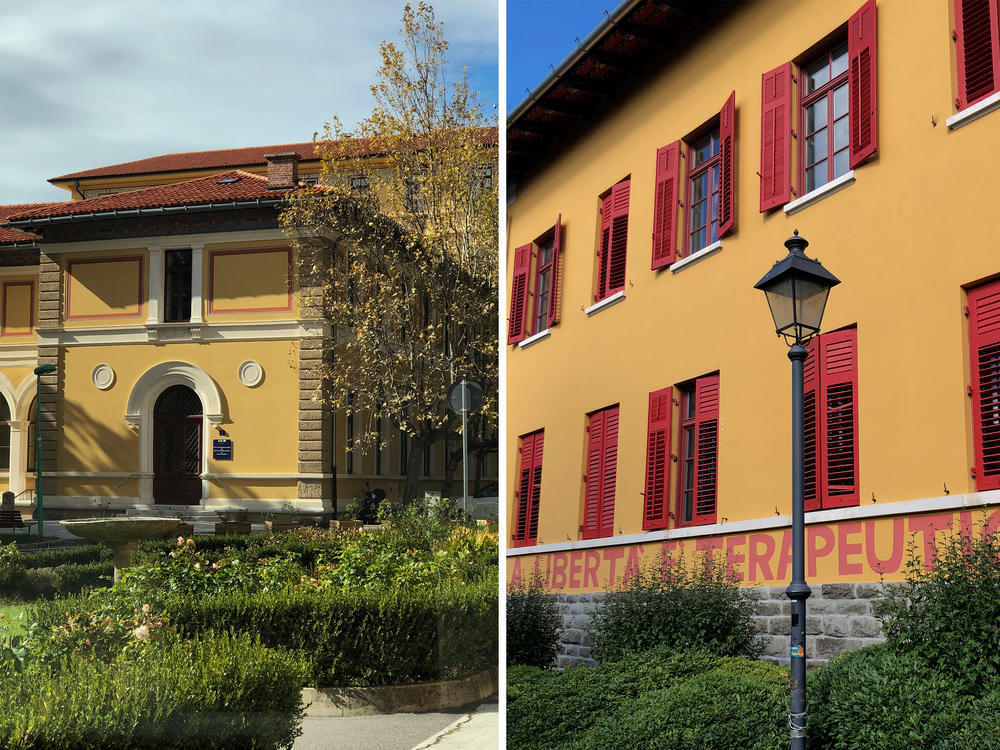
{"left": 238, "top": 360, "right": 264, "bottom": 387}
{"left": 91, "top": 364, "right": 116, "bottom": 390}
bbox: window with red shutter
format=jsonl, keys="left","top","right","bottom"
{"left": 596, "top": 179, "right": 630, "bottom": 301}
{"left": 583, "top": 405, "right": 619, "bottom": 539}
{"left": 675, "top": 374, "right": 720, "bottom": 527}
{"left": 643, "top": 388, "right": 672, "bottom": 530}
{"left": 651, "top": 143, "right": 680, "bottom": 269}
{"left": 509, "top": 217, "right": 564, "bottom": 345}
{"left": 760, "top": 1, "right": 877, "bottom": 211}
{"left": 507, "top": 243, "right": 532, "bottom": 345}
{"left": 803, "top": 327, "right": 860, "bottom": 509}
{"left": 954, "top": 0, "right": 1000, "bottom": 110}
{"left": 513, "top": 430, "right": 544, "bottom": 547}
{"left": 968, "top": 281, "right": 1000, "bottom": 490}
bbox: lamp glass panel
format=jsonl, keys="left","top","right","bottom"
{"left": 792, "top": 276, "right": 831, "bottom": 332}
{"left": 763, "top": 277, "right": 796, "bottom": 332}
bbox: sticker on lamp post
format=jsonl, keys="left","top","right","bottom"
{"left": 790, "top": 645, "right": 805, "bottom": 658}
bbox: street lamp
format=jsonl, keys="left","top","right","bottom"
{"left": 33, "top": 364, "right": 57, "bottom": 537}
{"left": 754, "top": 230, "right": 839, "bottom": 750}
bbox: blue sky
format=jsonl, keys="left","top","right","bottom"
{"left": 0, "top": 0, "right": 498, "bottom": 205}
{"left": 506, "top": 0, "right": 621, "bottom": 113}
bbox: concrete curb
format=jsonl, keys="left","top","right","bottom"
{"left": 302, "top": 668, "right": 498, "bottom": 716}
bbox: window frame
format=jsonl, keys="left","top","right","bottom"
{"left": 968, "top": 281, "right": 1000, "bottom": 490}
{"left": 513, "top": 430, "right": 544, "bottom": 547}
{"left": 798, "top": 41, "right": 851, "bottom": 195}
{"left": 163, "top": 248, "right": 193, "bottom": 323}
{"left": 582, "top": 404, "right": 619, "bottom": 540}
{"left": 954, "top": 0, "right": 1000, "bottom": 111}
{"left": 507, "top": 217, "right": 562, "bottom": 345}
{"left": 684, "top": 127, "right": 722, "bottom": 256}
{"left": 673, "top": 373, "right": 720, "bottom": 528}
{"left": 595, "top": 179, "right": 630, "bottom": 303}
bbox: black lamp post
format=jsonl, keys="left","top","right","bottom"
{"left": 754, "top": 230, "right": 839, "bottom": 750}
{"left": 33, "top": 363, "right": 56, "bottom": 537}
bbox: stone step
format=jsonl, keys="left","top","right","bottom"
{"left": 126, "top": 505, "right": 222, "bottom": 523}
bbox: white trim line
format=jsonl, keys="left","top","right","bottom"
{"left": 947, "top": 89, "right": 1000, "bottom": 130}
{"left": 670, "top": 240, "right": 723, "bottom": 273}
{"left": 506, "top": 488, "right": 1000, "bottom": 556}
{"left": 584, "top": 290, "right": 625, "bottom": 316}
{"left": 37, "top": 319, "right": 331, "bottom": 347}
{"left": 52, "top": 471, "right": 152, "bottom": 478}
{"left": 203, "top": 473, "right": 333, "bottom": 479}
{"left": 518, "top": 328, "right": 550, "bottom": 349}
{"left": 38, "top": 228, "right": 286, "bottom": 254}
{"left": 782, "top": 170, "right": 856, "bottom": 216}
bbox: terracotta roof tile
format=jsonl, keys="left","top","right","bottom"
{"left": 51, "top": 142, "right": 322, "bottom": 181}
{"left": 5, "top": 171, "right": 313, "bottom": 224}
{"left": 0, "top": 202, "right": 68, "bottom": 244}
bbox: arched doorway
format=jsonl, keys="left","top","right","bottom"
{"left": 153, "top": 385, "right": 202, "bottom": 505}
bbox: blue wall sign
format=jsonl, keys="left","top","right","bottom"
{"left": 213, "top": 439, "right": 233, "bottom": 460}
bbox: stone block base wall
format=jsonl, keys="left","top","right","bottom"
{"left": 550, "top": 582, "right": 894, "bottom": 670}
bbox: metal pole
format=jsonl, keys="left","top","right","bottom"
{"left": 461, "top": 379, "right": 469, "bottom": 514}
{"left": 787, "top": 343, "right": 811, "bottom": 749}
{"left": 35, "top": 372, "right": 43, "bottom": 537}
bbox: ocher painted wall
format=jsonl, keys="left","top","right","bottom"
{"left": 506, "top": 0, "right": 999, "bottom": 576}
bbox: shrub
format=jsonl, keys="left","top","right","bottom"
{"left": 0, "top": 543, "right": 24, "bottom": 596}
{"left": 21, "top": 545, "right": 112, "bottom": 569}
{"left": 0, "top": 631, "right": 307, "bottom": 750}
{"left": 507, "top": 649, "right": 786, "bottom": 750}
{"left": 589, "top": 551, "right": 764, "bottom": 662}
{"left": 875, "top": 531, "right": 1000, "bottom": 691}
{"left": 506, "top": 571, "right": 561, "bottom": 667}
{"left": 807, "top": 644, "right": 981, "bottom": 749}
{"left": 51, "top": 561, "right": 113, "bottom": 595}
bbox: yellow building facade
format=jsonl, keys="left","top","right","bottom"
{"left": 506, "top": 0, "right": 1000, "bottom": 659}
{"left": 0, "top": 143, "right": 473, "bottom": 519}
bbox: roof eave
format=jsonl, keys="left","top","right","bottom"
{"left": 5, "top": 197, "right": 288, "bottom": 229}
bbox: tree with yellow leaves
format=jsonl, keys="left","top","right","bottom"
{"left": 281, "top": 2, "right": 497, "bottom": 504}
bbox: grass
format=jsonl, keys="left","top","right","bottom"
{"left": 0, "top": 603, "right": 30, "bottom": 637}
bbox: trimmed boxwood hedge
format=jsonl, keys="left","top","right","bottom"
{"left": 0, "top": 631, "right": 307, "bottom": 750}
{"left": 20, "top": 546, "right": 111, "bottom": 569}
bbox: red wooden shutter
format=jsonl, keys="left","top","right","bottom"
{"left": 803, "top": 337, "right": 821, "bottom": 511}
{"left": 969, "top": 281, "right": 1000, "bottom": 490}
{"left": 597, "top": 194, "right": 613, "bottom": 301}
{"left": 547, "top": 215, "right": 562, "bottom": 328}
{"left": 651, "top": 142, "right": 681, "bottom": 269}
{"left": 760, "top": 62, "right": 793, "bottom": 212}
{"left": 514, "top": 431, "right": 544, "bottom": 547}
{"left": 691, "top": 375, "right": 720, "bottom": 525}
{"left": 507, "top": 243, "right": 532, "bottom": 344}
{"left": 718, "top": 91, "right": 737, "bottom": 238}
{"left": 954, "top": 0, "right": 1000, "bottom": 109}
{"left": 643, "top": 388, "right": 673, "bottom": 530}
{"left": 583, "top": 406, "right": 618, "bottom": 539}
{"left": 848, "top": 0, "right": 878, "bottom": 168}
{"left": 819, "top": 329, "right": 859, "bottom": 508}
{"left": 606, "top": 180, "right": 630, "bottom": 295}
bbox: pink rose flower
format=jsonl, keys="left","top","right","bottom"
{"left": 133, "top": 625, "right": 150, "bottom": 640}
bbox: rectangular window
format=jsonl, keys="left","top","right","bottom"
{"left": 969, "top": 281, "right": 1000, "bottom": 490}
{"left": 399, "top": 427, "right": 408, "bottom": 475}
{"left": 759, "top": 0, "right": 877, "bottom": 211}
{"left": 163, "top": 249, "right": 192, "bottom": 323}
{"left": 954, "top": 0, "right": 1000, "bottom": 110}
{"left": 507, "top": 216, "right": 562, "bottom": 344}
{"left": 596, "top": 180, "right": 629, "bottom": 301}
{"left": 582, "top": 405, "right": 619, "bottom": 539}
{"left": 375, "top": 418, "right": 383, "bottom": 476}
{"left": 643, "top": 388, "right": 672, "bottom": 530}
{"left": 803, "top": 328, "right": 859, "bottom": 510}
{"left": 346, "top": 397, "right": 355, "bottom": 475}
{"left": 423, "top": 442, "right": 432, "bottom": 477}
{"left": 651, "top": 92, "right": 735, "bottom": 268}
{"left": 513, "top": 430, "right": 544, "bottom": 547}
{"left": 674, "top": 374, "right": 720, "bottom": 527}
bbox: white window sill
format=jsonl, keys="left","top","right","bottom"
{"left": 518, "top": 328, "right": 550, "bottom": 349}
{"left": 947, "top": 89, "right": 1000, "bottom": 130}
{"left": 670, "top": 240, "right": 723, "bottom": 273}
{"left": 584, "top": 290, "right": 625, "bottom": 316}
{"left": 783, "top": 170, "right": 856, "bottom": 215}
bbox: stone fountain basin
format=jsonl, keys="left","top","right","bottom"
{"left": 61, "top": 516, "right": 180, "bottom": 543}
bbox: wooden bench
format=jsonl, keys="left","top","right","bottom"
{"left": 0, "top": 510, "right": 35, "bottom": 535}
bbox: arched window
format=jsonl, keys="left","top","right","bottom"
{"left": 0, "top": 397, "right": 10, "bottom": 471}
{"left": 25, "top": 397, "right": 36, "bottom": 472}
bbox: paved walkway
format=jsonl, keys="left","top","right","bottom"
{"left": 294, "top": 696, "right": 498, "bottom": 750}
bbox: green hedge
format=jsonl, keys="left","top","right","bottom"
{"left": 21, "top": 546, "right": 111, "bottom": 569}
{"left": 134, "top": 533, "right": 332, "bottom": 568}
{"left": 506, "top": 574, "right": 561, "bottom": 668}
{"left": 507, "top": 648, "right": 787, "bottom": 750}
{"left": 168, "top": 578, "right": 498, "bottom": 686}
{"left": 0, "top": 631, "right": 307, "bottom": 750}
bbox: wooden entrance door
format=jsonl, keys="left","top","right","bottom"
{"left": 153, "top": 385, "right": 202, "bottom": 505}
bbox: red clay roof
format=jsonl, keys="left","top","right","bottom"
{"left": 5, "top": 170, "right": 310, "bottom": 224}
{"left": 0, "top": 202, "right": 68, "bottom": 244}
{"left": 50, "top": 142, "right": 322, "bottom": 182}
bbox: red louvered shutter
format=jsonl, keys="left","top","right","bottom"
{"left": 513, "top": 431, "right": 544, "bottom": 547}
{"left": 803, "top": 338, "right": 821, "bottom": 512}
{"left": 600, "top": 407, "right": 619, "bottom": 536}
{"left": 583, "top": 410, "right": 605, "bottom": 538}
{"left": 597, "top": 194, "right": 613, "bottom": 301}
{"left": 718, "top": 92, "right": 737, "bottom": 238}
{"left": 651, "top": 143, "right": 681, "bottom": 269}
{"left": 760, "top": 62, "right": 793, "bottom": 212}
{"left": 954, "top": 0, "right": 1000, "bottom": 109}
{"left": 606, "top": 181, "right": 630, "bottom": 295}
{"left": 848, "top": 0, "right": 878, "bottom": 168}
{"left": 507, "top": 244, "right": 532, "bottom": 344}
{"left": 691, "top": 375, "right": 720, "bottom": 525}
{"left": 643, "top": 388, "right": 673, "bottom": 530}
{"left": 547, "top": 215, "right": 562, "bottom": 328}
{"left": 969, "top": 281, "right": 1000, "bottom": 490}
{"left": 819, "top": 329, "right": 859, "bottom": 508}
